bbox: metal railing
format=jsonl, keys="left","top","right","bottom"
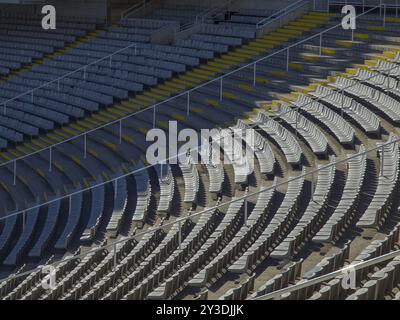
{"left": 0, "top": 5, "right": 399, "bottom": 284}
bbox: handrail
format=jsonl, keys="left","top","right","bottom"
{"left": 256, "top": 0, "right": 310, "bottom": 29}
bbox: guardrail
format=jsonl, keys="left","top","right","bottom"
{"left": 0, "top": 4, "right": 397, "bottom": 286}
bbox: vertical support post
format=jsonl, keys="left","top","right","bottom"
{"left": 84, "top": 133, "right": 87, "bottom": 159}
{"left": 319, "top": 33, "right": 323, "bottom": 56}
{"left": 119, "top": 120, "right": 122, "bottom": 144}
{"left": 114, "top": 179, "right": 118, "bottom": 200}
{"left": 286, "top": 48, "right": 289, "bottom": 72}
{"left": 311, "top": 172, "right": 314, "bottom": 202}
{"left": 341, "top": 88, "right": 344, "bottom": 117}
{"left": 381, "top": 145, "right": 384, "bottom": 176}
{"left": 178, "top": 220, "right": 182, "bottom": 249}
{"left": 113, "top": 242, "right": 117, "bottom": 271}
{"left": 187, "top": 92, "right": 190, "bottom": 116}
{"left": 220, "top": 78, "right": 223, "bottom": 101}
{"left": 327, "top": 0, "right": 330, "bottom": 13}
{"left": 244, "top": 198, "right": 248, "bottom": 227}
{"left": 49, "top": 147, "right": 52, "bottom": 172}
{"left": 253, "top": 63, "right": 257, "bottom": 86}
{"left": 383, "top": 4, "right": 386, "bottom": 28}
{"left": 13, "top": 160, "right": 16, "bottom": 186}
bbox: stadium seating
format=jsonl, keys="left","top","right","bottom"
{"left": 1, "top": 0, "right": 400, "bottom": 301}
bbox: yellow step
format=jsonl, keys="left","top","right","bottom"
{"left": 336, "top": 40, "right": 353, "bottom": 47}
{"left": 207, "top": 61, "right": 232, "bottom": 69}
{"left": 219, "top": 54, "right": 246, "bottom": 63}
{"left": 354, "top": 33, "right": 369, "bottom": 40}
{"left": 150, "top": 87, "right": 172, "bottom": 96}
{"left": 192, "top": 68, "right": 216, "bottom": 77}
{"left": 383, "top": 51, "right": 396, "bottom": 59}
{"left": 228, "top": 51, "right": 253, "bottom": 59}
{"left": 289, "top": 21, "right": 318, "bottom": 28}
{"left": 200, "top": 65, "right": 224, "bottom": 73}
{"left": 367, "top": 25, "right": 385, "bottom": 31}
{"left": 275, "top": 28, "right": 302, "bottom": 36}
{"left": 143, "top": 91, "right": 166, "bottom": 100}
{"left": 386, "top": 17, "right": 400, "bottom": 23}
{"left": 284, "top": 25, "right": 310, "bottom": 32}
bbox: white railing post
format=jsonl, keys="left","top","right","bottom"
{"left": 119, "top": 120, "right": 122, "bottom": 144}
{"left": 114, "top": 179, "right": 118, "bottom": 200}
{"left": 220, "top": 78, "right": 223, "bottom": 101}
{"left": 84, "top": 133, "right": 87, "bottom": 159}
{"left": 311, "top": 172, "right": 314, "bottom": 202}
{"left": 319, "top": 33, "right": 323, "bottom": 56}
{"left": 383, "top": 4, "right": 386, "bottom": 28}
{"left": 341, "top": 88, "right": 344, "bottom": 117}
{"left": 113, "top": 242, "right": 117, "bottom": 271}
{"left": 286, "top": 48, "right": 290, "bottom": 72}
{"left": 244, "top": 198, "right": 248, "bottom": 227}
{"left": 187, "top": 92, "right": 190, "bottom": 116}
{"left": 253, "top": 63, "right": 257, "bottom": 86}
{"left": 49, "top": 147, "right": 52, "bottom": 172}
{"left": 22, "top": 210, "right": 26, "bottom": 231}
{"left": 13, "top": 160, "right": 16, "bottom": 186}
{"left": 178, "top": 220, "right": 182, "bottom": 249}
